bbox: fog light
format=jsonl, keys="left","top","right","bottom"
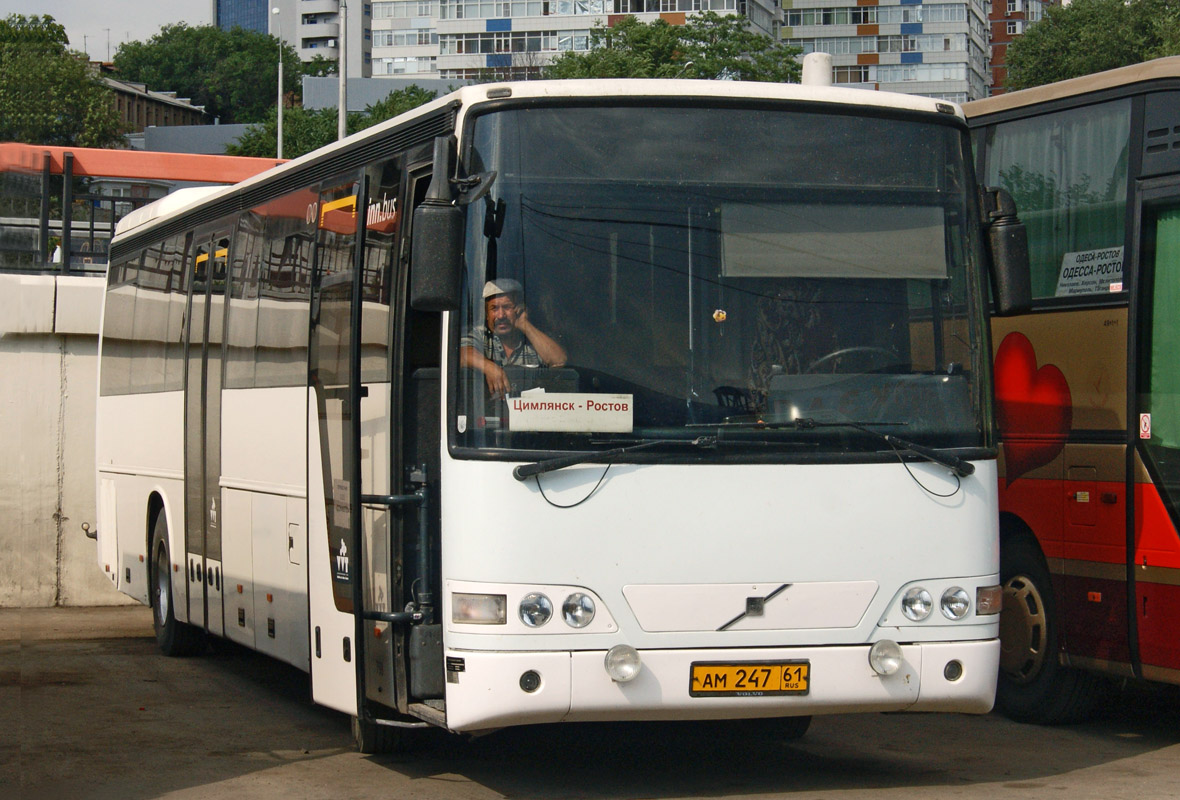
{"left": 604, "top": 644, "right": 642, "bottom": 683}
{"left": 520, "top": 670, "right": 542, "bottom": 692}
{"left": 869, "top": 640, "right": 903, "bottom": 676}
{"left": 944, "top": 660, "right": 964, "bottom": 681}
{"left": 976, "top": 584, "right": 1002, "bottom": 615}
{"left": 941, "top": 587, "right": 971, "bottom": 620}
{"left": 519, "top": 592, "right": 553, "bottom": 627}
{"left": 901, "top": 587, "right": 933, "bottom": 621}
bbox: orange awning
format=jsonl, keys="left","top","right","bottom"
{"left": 0, "top": 142, "right": 284, "bottom": 183}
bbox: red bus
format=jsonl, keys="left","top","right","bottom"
{"left": 965, "top": 57, "right": 1180, "bottom": 722}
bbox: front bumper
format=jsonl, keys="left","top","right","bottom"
{"left": 442, "top": 639, "right": 998, "bottom": 732}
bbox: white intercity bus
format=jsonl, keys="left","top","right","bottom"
{"left": 94, "top": 77, "right": 1030, "bottom": 751}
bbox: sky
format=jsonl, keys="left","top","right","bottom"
{"left": 0, "top": 0, "right": 210, "bottom": 62}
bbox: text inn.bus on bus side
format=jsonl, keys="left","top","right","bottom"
{"left": 965, "top": 56, "right": 1180, "bottom": 724}
{"left": 95, "top": 77, "right": 1029, "bottom": 750}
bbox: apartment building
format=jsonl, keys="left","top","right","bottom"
{"left": 271, "top": 0, "right": 373, "bottom": 75}
{"left": 781, "top": 0, "right": 991, "bottom": 102}
{"left": 987, "top": 0, "right": 1050, "bottom": 95}
{"left": 273, "top": 0, "right": 779, "bottom": 81}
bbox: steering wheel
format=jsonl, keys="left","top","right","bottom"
{"left": 805, "top": 346, "right": 901, "bottom": 375}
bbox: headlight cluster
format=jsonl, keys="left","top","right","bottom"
{"left": 520, "top": 591, "right": 596, "bottom": 628}
{"left": 900, "top": 585, "right": 990, "bottom": 621}
{"left": 452, "top": 589, "right": 598, "bottom": 629}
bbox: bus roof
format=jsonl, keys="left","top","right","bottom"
{"left": 113, "top": 79, "right": 966, "bottom": 247}
{"left": 251, "top": 79, "right": 966, "bottom": 191}
{"left": 114, "top": 186, "right": 231, "bottom": 237}
{"left": 963, "top": 56, "right": 1180, "bottom": 120}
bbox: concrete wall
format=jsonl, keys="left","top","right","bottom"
{"left": 0, "top": 273, "right": 131, "bottom": 607}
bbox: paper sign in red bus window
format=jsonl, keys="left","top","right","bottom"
{"left": 507, "top": 392, "right": 633, "bottom": 433}
{"left": 1055, "top": 247, "right": 1124, "bottom": 297}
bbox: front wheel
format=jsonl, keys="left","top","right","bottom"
{"left": 352, "top": 715, "right": 404, "bottom": 754}
{"left": 997, "top": 535, "right": 1102, "bottom": 723}
{"left": 150, "top": 512, "right": 205, "bottom": 657}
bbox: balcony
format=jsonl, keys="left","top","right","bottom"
{"left": 301, "top": 0, "right": 340, "bottom": 13}
{"left": 301, "top": 20, "right": 340, "bottom": 38}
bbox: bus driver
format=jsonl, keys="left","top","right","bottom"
{"left": 460, "top": 279, "right": 568, "bottom": 396}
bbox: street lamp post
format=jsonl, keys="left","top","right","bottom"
{"left": 273, "top": 7, "right": 284, "bottom": 159}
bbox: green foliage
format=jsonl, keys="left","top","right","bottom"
{"left": 543, "top": 13, "right": 801, "bottom": 82}
{"left": 227, "top": 106, "right": 339, "bottom": 159}
{"left": 113, "top": 24, "right": 302, "bottom": 124}
{"left": 303, "top": 55, "right": 339, "bottom": 77}
{"left": 0, "top": 14, "right": 69, "bottom": 48}
{"left": 227, "top": 86, "right": 439, "bottom": 159}
{"left": 544, "top": 16, "right": 683, "bottom": 78}
{"left": 0, "top": 14, "right": 123, "bottom": 147}
{"left": 1005, "top": 0, "right": 1180, "bottom": 90}
{"left": 359, "top": 85, "right": 438, "bottom": 123}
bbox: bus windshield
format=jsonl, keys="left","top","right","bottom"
{"left": 454, "top": 103, "right": 990, "bottom": 458}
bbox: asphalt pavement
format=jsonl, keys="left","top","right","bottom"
{"left": 6, "top": 606, "right": 1180, "bottom": 800}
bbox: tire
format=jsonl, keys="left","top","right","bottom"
{"left": 763, "top": 715, "right": 812, "bottom": 741}
{"left": 150, "top": 512, "right": 205, "bottom": 657}
{"left": 997, "top": 534, "right": 1103, "bottom": 724}
{"left": 352, "top": 715, "right": 404, "bottom": 754}
{"left": 702, "top": 715, "right": 812, "bottom": 742}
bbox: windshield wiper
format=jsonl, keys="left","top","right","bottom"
{"left": 513, "top": 436, "right": 716, "bottom": 481}
{"left": 695, "top": 417, "right": 975, "bottom": 478}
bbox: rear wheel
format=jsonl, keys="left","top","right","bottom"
{"left": 150, "top": 512, "right": 205, "bottom": 657}
{"left": 997, "top": 535, "right": 1102, "bottom": 723}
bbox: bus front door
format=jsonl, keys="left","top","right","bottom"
{"left": 307, "top": 166, "right": 440, "bottom": 731}
{"left": 1133, "top": 182, "right": 1180, "bottom": 682}
{"left": 307, "top": 175, "right": 394, "bottom": 717}
{"left": 182, "top": 229, "right": 231, "bottom": 637}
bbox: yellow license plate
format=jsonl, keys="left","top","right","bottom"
{"left": 689, "top": 661, "right": 810, "bottom": 697}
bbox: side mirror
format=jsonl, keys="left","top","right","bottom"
{"left": 983, "top": 186, "right": 1031, "bottom": 317}
{"left": 411, "top": 137, "right": 463, "bottom": 312}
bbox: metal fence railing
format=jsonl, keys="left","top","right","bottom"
{"left": 1, "top": 157, "right": 153, "bottom": 275}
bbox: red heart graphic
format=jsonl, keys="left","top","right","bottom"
{"left": 994, "top": 332, "right": 1072, "bottom": 485}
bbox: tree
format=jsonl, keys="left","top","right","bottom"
{"left": 227, "top": 86, "right": 438, "bottom": 159}
{"left": 359, "top": 85, "right": 438, "bottom": 123}
{"left": 677, "top": 12, "right": 802, "bottom": 82}
{"left": 1005, "top": 0, "right": 1180, "bottom": 90}
{"left": 303, "top": 55, "right": 338, "bottom": 77}
{"left": 227, "top": 106, "right": 340, "bottom": 160}
{"left": 544, "top": 16, "right": 684, "bottom": 78}
{"left": 0, "top": 14, "right": 124, "bottom": 147}
{"left": 113, "top": 24, "right": 302, "bottom": 124}
{"left": 543, "top": 13, "right": 801, "bottom": 82}
{"left": 0, "top": 13, "right": 68, "bottom": 47}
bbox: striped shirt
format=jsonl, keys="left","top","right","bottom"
{"left": 460, "top": 326, "right": 543, "bottom": 367}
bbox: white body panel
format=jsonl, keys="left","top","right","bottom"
{"left": 96, "top": 383, "right": 312, "bottom": 669}
{"left": 438, "top": 453, "right": 999, "bottom": 730}
{"left": 306, "top": 389, "right": 359, "bottom": 715}
{"left": 219, "top": 382, "right": 309, "bottom": 668}
{"left": 443, "top": 640, "right": 998, "bottom": 732}
{"left": 440, "top": 457, "right": 998, "bottom": 647}
{"left": 96, "top": 390, "right": 185, "bottom": 611}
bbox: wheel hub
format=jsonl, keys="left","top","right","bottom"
{"left": 999, "top": 574, "right": 1047, "bottom": 684}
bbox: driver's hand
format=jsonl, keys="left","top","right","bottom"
{"left": 484, "top": 363, "right": 511, "bottom": 397}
